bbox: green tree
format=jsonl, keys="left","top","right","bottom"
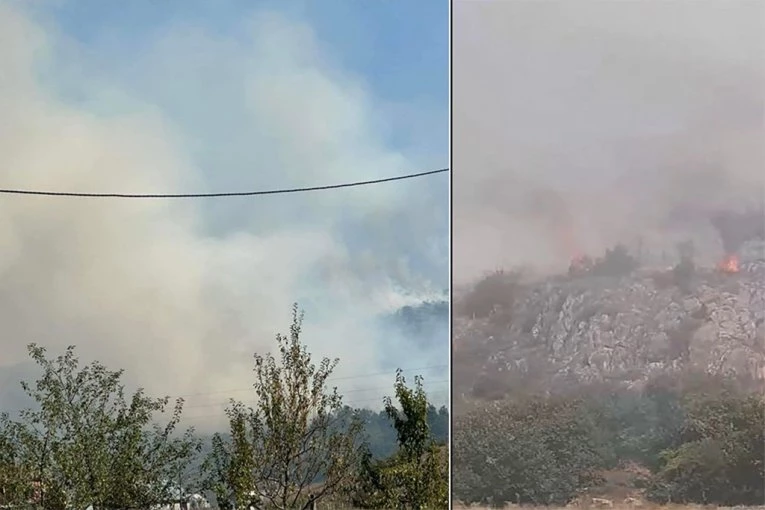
{"left": 671, "top": 239, "right": 697, "bottom": 292}
{"left": 458, "top": 269, "right": 524, "bottom": 319}
{"left": 591, "top": 243, "right": 639, "bottom": 277}
{"left": 200, "top": 432, "right": 237, "bottom": 510}
{"left": 351, "top": 370, "right": 448, "bottom": 509}
{"left": 646, "top": 392, "right": 764, "bottom": 505}
{"left": 593, "top": 382, "right": 686, "bottom": 470}
{"left": 426, "top": 404, "right": 449, "bottom": 445}
{"left": 0, "top": 428, "right": 32, "bottom": 508}
{"left": 354, "top": 404, "right": 448, "bottom": 462}
{"left": 202, "top": 304, "right": 364, "bottom": 510}
{"left": 0, "top": 343, "right": 200, "bottom": 510}
{"left": 453, "top": 397, "right": 605, "bottom": 507}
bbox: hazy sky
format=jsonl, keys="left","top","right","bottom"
{"left": 0, "top": 0, "right": 448, "bottom": 427}
{"left": 453, "top": 0, "right": 765, "bottom": 283}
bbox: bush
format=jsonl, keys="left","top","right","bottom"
{"left": 592, "top": 383, "right": 685, "bottom": 471}
{"left": 349, "top": 372, "right": 448, "bottom": 509}
{"left": 590, "top": 244, "right": 639, "bottom": 277}
{"left": 457, "top": 269, "right": 523, "bottom": 319}
{"left": 645, "top": 392, "right": 764, "bottom": 505}
{"left": 453, "top": 372, "right": 764, "bottom": 506}
{"left": 453, "top": 397, "right": 606, "bottom": 507}
{"left": 672, "top": 240, "right": 697, "bottom": 293}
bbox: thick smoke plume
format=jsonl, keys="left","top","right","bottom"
{"left": 453, "top": 0, "right": 765, "bottom": 283}
{"left": 710, "top": 207, "right": 765, "bottom": 254}
{"left": 0, "top": 2, "right": 448, "bottom": 427}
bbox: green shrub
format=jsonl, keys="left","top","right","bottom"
{"left": 453, "top": 397, "right": 606, "bottom": 507}
{"left": 645, "top": 392, "right": 764, "bottom": 505}
{"left": 590, "top": 244, "right": 639, "bottom": 277}
{"left": 458, "top": 269, "right": 523, "bottom": 319}
{"left": 454, "top": 373, "right": 763, "bottom": 506}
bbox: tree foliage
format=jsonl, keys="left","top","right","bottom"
{"left": 0, "top": 304, "right": 449, "bottom": 510}
{"left": 453, "top": 396, "right": 605, "bottom": 507}
{"left": 456, "top": 372, "right": 765, "bottom": 507}
{"left": 458, "top": 269, "right": 524, "bottom": 319}
{"left": 350, "top": 370, "right": 448, "bottom": 509}
{"left": 0, "top": 343, "right": 200, "bottom": 510}
{"left": 645, "top": 391, "right": 764, "bottom": 505}
{"left": 590, "top": 244, "right": 639, "bottom": 277}
{"left": 0, "top": 429, "right": 34, "bottom": 508}
{"left": 201, "top": 304, "right": 364, "bottom": 510}
{"left": 671, "top": 239, "right": 697, "bottom": 292}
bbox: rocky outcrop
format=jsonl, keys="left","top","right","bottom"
{"left": 454, "top": 262, "right": 765, "bottom": 401}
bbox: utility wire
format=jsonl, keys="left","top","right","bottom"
{"left": 0, "top": 168, "right": 448, "bottom": 199}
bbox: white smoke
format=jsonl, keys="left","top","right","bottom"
{"left": 0, "top": 2, "right": 448, "bottom": 428}
{"left": 453, "top": 0, "right": 765, "bottom": 282}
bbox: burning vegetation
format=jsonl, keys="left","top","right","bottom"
{"left": 567, "top": 244, "right": 639, "bottom": 278}
{"left": 717, "top": 253, "right": 740, "bottom": 274}
{"left": 568, "top": 254, "right": 593, "bottom": 276}
{"left": 564, "top": 205, "right": 762, "bottom": 278}
{"left": 711, "top": 206, "right": 764, "bottom": 273}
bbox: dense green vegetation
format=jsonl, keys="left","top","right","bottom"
{"left": 453, "top": 373, "right": 764, "bottom": 507}
{"left": 357, "top": 404, "right": 448, "bottom": 461}
{"left": 0, "top": 304, "right": 448, "bottom": 510}
{"left": 346, "top": 371, "right": 448, "bottom": 509}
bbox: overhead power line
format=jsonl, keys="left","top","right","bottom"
{"left": 0, "top": 168, "right": 448, "bottom": 199}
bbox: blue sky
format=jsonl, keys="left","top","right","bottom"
{"left": 28, "top": 0, "right": 448, "bottom": 166}
{"left": 49, "top": 0, "right": 447, "bottom": 104}
{"left": 0, "top": 0, "right": 449, "bottom": 419}
{"left": 29, "top": 0, "right": 449, "bottom": 278}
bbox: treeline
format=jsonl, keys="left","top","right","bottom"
{"left": 357, "top": 405, "right": 448, "bottom": 461}
{"left": 454, "top": 372, "right": 764, "bottom": 507}
{"left": 0, "top": 305, "right": 448, "bottom": 510}
{"left": 456, "top": 241, "right": 717, "bottom": 321}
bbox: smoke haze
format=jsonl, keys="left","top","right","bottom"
{"left": 0, "top": 1, "right": 448, "bottom": 428}
{"left": 453, "top": 0, "right": 765, "bottom": 283}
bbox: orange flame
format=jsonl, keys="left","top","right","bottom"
{"left": 569, "top": 254, "right": 593, "bottom": 275}
{"left": 717, "top": 254, "right": 740, "bottom": 274}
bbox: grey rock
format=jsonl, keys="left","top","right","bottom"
{"left": 454, "top": 262, "right": 765, "bottom": 398}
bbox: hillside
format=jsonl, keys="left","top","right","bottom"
{"left": 453, "top": 251, "right": 765, "bottom": 409}
{"left": 384, "top": 298, "right": 449, "bottom": 349}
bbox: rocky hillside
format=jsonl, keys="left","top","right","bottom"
{"left": 453, "top": 256, "right": 765, "bottom": 407}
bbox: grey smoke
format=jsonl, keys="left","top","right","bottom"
{"left": 0, "top": 2, "right": 448, "bottom": 427}
{"left": 453, "top": 0, "right": 765, "bottom": 282}
{"left": 710, "top": 207, "right": 765, "bottom": 255}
